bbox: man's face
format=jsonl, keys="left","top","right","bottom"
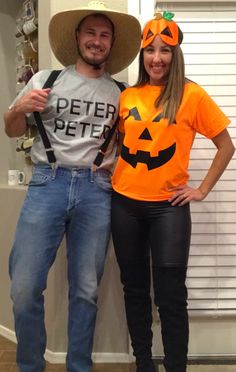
{"left": 76, "top": 14, "right": 114, "bottom": 68}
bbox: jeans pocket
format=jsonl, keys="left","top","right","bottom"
{"left": 93, "top": 172, "right": 112, "bottom": 192}
{"left": 29, "top": 167, "right": 53, "bottom": 186}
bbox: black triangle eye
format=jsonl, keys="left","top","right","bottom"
{"left": 161, "top": 26, "right": 173, "bottom": 38}
{"left": 125, "top": 107, "right": 141, "bottom": 121}
{"left": 143, "top": 29, "right": 154, "bottom": 43}
{"left": 139, "top": 128, "right": 152, "bottom": 140}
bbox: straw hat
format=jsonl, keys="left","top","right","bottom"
{"left": 48, "top": 1, "right": 141, "bottom": 75}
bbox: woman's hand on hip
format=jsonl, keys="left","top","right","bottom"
{"left": 168, "top": 185, "right": 206, "bottom": 206}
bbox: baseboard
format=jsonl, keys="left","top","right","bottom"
{"left": 0, "top": 325, "right": 131, "bottom": 364}
{"left": 154, "top": 356, "right": 236, "bottom": 365}
{"left": 45, "top": 350, "right": 131, "bottom": 364}
{"left": 0, "top": 325, "right": 16, "bottom": 343}
{"left": 3, "top": 324, "right": 235, "bottom": 365}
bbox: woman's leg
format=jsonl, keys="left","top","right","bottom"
{"left": 111, "top": 192, "right": 156, "bottom": 372}
{"left": 150, "top": 202, "right": 191, "bottom": 372}
{"left": 153, "top": 267, "right": 188, "bottom": 372}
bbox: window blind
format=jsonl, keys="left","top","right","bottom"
{"left": 154, "top": 2, "right": 236, "bottom": 315}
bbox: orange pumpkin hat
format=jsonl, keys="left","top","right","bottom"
{"left": 142, "top": 11, "right": 183, "bottom": 48}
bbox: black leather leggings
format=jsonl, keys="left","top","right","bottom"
{"left": 111, "top": 192, "right": 191, "bottom": 372}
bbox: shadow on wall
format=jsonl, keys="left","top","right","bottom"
{"left": 44, "top": 238, "right": 128, "bottom": 354}
{"left": 0, "top": 1, "right": 23, "bottom": 182}
{"left": 94, "top": 242, "right": 128, "bottom": 354}
{"left": 0, "top": 0, "right": 37, "bottom": 183}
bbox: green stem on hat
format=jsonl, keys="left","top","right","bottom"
{"left": 163, "top": 11, "right": 175, "bottom": 21}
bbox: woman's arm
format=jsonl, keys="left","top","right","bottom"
{"left": 169, "top": 128, "right": 235, "bottom": 206}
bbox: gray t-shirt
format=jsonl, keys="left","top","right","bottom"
{"left": 13, "top": 65, "right": 122, "bottom": 170}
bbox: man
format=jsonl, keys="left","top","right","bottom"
{"left": 4, "top": 2, "right": 141, "bottom": 371}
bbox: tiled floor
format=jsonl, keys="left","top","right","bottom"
{"left": 1, "top": 335, "right": 236, "bottom": 371}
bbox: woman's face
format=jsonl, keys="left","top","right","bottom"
{"left": 143, "top": 35, "right": 173, "bottom": 85}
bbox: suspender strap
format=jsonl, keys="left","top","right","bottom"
{"left": 112, "top": 79, "right": 127, "bottom": 92}
{"left": 33, "top": 70, "right": 62, "bottom": 165}
{"left": 93, "top": 117, "right": 119, "bottom": 167}
{"left": 42, "top": 70, "right": 62, "bottom": 89}
{"left": 93, "top": 79, "right": 126, "bottom": 168}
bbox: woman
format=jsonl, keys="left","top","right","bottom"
{"left": 111, "top": 12, "right": 235, "bottom": 372}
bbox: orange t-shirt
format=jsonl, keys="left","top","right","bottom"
{"left": 112, "top": 82, "right": 230, "bottom": 201}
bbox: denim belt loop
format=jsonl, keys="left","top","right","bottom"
{"left": 51, "top": 164, "right": 58, "bottom": 179}
{"left": 90, "top": 168, "right": 95, "bottom": 183}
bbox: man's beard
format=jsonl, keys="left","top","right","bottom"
{"left": 77, "top": 45, "right": 109, "bottom": 70}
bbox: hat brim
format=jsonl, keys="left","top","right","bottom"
{"left": 48, "top": 7, "right": 141, "bottom": 75}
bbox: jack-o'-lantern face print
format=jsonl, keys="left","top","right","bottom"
{"left": 121, "top": 106, "right": 176, "bottom": 170}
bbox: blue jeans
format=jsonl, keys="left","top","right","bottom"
{"left": 9, "top": 165, "right": 112, "bottom": 372}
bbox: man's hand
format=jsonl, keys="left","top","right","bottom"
{"left": 13, "top": 88, "right": 51, "bottom": 114}
{"left": 4, "top": 88, "right": 51, "bottom": 138}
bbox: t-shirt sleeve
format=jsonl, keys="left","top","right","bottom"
{"left": 9, "top": 78, "right": 34, "bottom": 110}
{"left": 193, "top": 89, "right": 230, "bottom": 139}
{"left": 9, "top": 69, "right": 52, "bottom": 108}
{"left": 9, "top": 70, "right": 52, "bottom": 124}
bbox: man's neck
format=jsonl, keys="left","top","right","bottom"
{"left": 75, "top": 59, "right": 106, "bottom": 78}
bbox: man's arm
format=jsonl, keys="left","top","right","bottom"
{"left": 4, "top": 88, "right": 51, "bottom": 138}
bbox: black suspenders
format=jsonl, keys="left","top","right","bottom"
{"left": 93, "top": 79, "right": 126, "bottom": 168}
{"left": 33, "top": 70, "right": 126, "bottom": 167}
{"left": 33, "top": 70, "right": 61, "bottom": 165}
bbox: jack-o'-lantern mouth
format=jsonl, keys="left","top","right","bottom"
{"left": 121, "top": 142, "right": 176, "bottom": 170}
